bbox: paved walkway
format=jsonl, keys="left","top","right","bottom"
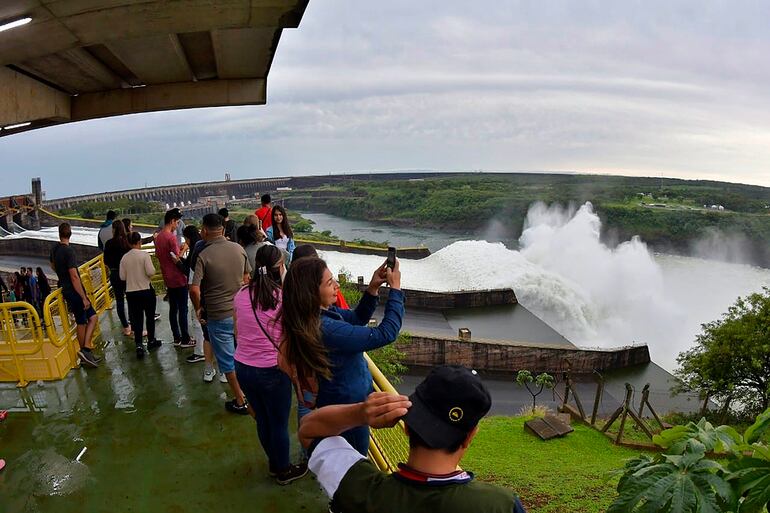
{"left": 0, "top": 302, "right": 327, "bottom": 512}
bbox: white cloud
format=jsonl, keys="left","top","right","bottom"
{"left": 2, "top": 0, "right": 770, "bottom": 196}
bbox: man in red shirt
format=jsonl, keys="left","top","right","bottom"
{"left": 155, "top": 209, "right": 194, "bottom": 347}
{"left": 255, "top": 194, "right": 272, "bottom": 232}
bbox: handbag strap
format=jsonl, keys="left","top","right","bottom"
{"left": 250, "top": 296, "right": 281, "bottom": 354}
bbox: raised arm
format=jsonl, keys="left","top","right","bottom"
{"left": 299, "top": 392, "right": 411, "bottom": 448}
{"left": 323, "top": 288, "right": 405, "bottom": 352}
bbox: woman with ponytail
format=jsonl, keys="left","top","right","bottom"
{"left": 233, "top": 245, "right": 307, "bottom": 485}
{"left": 281, "top": 256, "right": 404, "bottom": 456}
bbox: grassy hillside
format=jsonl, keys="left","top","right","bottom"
{"left": 284, "top": 174, "right": 770, "bottom": 266}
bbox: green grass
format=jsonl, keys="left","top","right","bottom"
{"left": 463, "top": 417, "right": 646, "bottom": 513}
{"left": 600, "top": 416, "right": 659, "bottom": 445}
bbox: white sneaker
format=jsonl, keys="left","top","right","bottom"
{"left": 203, "top": 368, "right": 216, "bottom": 382}
{"left": 218, "top": 372, "right": 228, "bottom": 383}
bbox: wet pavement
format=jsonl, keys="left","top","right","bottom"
{"left": 0, "top": 302, "right": 327, "bottom": 513}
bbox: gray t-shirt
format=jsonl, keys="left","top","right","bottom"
{"left": 192, "top": 236, "right": 250, "bottom": 320}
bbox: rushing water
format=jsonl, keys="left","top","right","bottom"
{"left": 304, "top": 205, "right": 770, "bottom": 372}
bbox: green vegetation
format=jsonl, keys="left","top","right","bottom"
{"left": 58, "top": 199, "right": 162, "bottom": 224}
{"left": 676, "top": 288, "right": 770, "bottom": 416}
{"left": 284, "top": 174, "right": 770, "bottom": 265}
{"left": 516, "top": 370, "right": 556, "bottom": 410}
{"left": 368, "top": 332, "right": 410, "bottom": 384}
{"left": 463, "top": 416, "right": 645, "bottom": 513}
{"left": 609, "top": 409, "right": 770, "bottom": 513}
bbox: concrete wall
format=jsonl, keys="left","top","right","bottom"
{"left": 357, "top": 285, "right": 517, "bottom": 309}
{"left": 311, "top": 240, "right": 430, "bottom": 260}
{"left": 42, "top": 172, "right": 465, "bottom": 210}
{"left": 399, "top": 333, "right": 651, "bottom": 374}
{"left": 0, "top": 238, "right": 100, "bottom": 264}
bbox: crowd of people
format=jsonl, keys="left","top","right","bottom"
{"left": 37, "top": 194, "right": 525, "bottom": 511}
{"left": 0, "top": 266, "right": 51, "bottom": 313}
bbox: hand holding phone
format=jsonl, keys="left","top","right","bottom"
{"left": 386, "top": 247, "right": 397, "bottom": 270}
{"left": 385, "top": 257, "right": 401, "bottom": 290}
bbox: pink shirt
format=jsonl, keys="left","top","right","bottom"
{"left": 155, "top": 230, "right": 187, "bottom": 289}
{"left": 234, "top": 287, "right": 282, "bottom": 368}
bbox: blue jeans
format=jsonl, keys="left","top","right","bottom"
{"left": 167, "top": 286, "right": 189, "bottom": 342}
{"left": 235, "top": 361, "right": 292, "bottom": 472}
{"left": 206, "top": 317, "right": 235, "bottom": 373}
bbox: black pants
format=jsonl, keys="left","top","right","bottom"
{"left": 109, "top": 269, "right": 129, "bottom": 328}
{"left": 126, "top": 288, "right": 156, "bottom": 348}
{"left": 167, "top": 286, "right": 190, "bottom": 342}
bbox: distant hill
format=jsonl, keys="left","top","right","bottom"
{"left": 280, "top": 172, "right": 770, "bottom": 267}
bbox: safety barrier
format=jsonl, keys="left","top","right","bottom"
{"left": 0, "top": 253, "right": 112, "bottom": 386}
{"left": 366, "top": 353, "right": 410, "bottom": 472}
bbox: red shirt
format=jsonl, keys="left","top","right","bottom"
{"left": 154, "top": 230, "right": 187, "bottom": 288}
{"left": 255, "top": 206, "right": 272, "bottom": 231}
{"left": 335, "top": 290, "right": 349, "bottom": 309}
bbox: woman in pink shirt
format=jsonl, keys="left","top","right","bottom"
{"left": 233, "top": 245, "right": 307, "bottom": 485}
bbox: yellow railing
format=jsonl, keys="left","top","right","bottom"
{"left": 0, "top": 253, "right": 112, "bottom": 386}
{"left": 1, "top": 252, "right": 409, "bottom": 470}
{"left": 366, "top": 353, "right": 410, "bottom": 473}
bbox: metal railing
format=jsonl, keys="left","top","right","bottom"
{"left": 366, "top": 353, "right": 410, "bottom": 472}
{"left": 0, "top": 253, "right": 112, "bottom": 386}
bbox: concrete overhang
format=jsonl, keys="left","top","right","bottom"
{"left": 0, "top": 0, "right": 308, "bottom": 137}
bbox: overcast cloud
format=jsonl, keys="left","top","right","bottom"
{"left": 2, "top": 0, "right": 770, "bottom": 198}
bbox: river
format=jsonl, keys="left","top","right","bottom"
{"left": 302, "top": 204, "right": 770, "bottom": 373}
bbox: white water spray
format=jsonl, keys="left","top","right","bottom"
{"left": 322, "top": 202, "right": 770, "bottom": 372}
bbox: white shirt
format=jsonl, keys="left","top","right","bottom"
{"left": 308, "top": 436, "right": 366, "bottom": 498}
{"left": 274, "top": 236, "right": 289, "bottom": 251}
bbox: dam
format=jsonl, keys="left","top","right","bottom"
{"left": 0, "top": 213, "right": 703, "bottom": 419}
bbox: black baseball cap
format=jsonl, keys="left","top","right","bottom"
{"left": 403, "top": 365, "right": 492, "bottom": 449}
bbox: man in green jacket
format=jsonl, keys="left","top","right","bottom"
{"left": 299, "top": 365, "right": 527, "bottom": 513}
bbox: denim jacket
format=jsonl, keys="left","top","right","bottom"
{"left": 316, "top": 288, "right": 405, "bottom": 407}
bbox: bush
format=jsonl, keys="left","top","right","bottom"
{"left": 609, "top": 408, "right": 770, "bottom": 513}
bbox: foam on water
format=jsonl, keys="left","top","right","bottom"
{"left": 321, "top": 202, "right": 770, "bottom": 371}
{"left": 1, "top": 226, "right": 149, "bottom": 246}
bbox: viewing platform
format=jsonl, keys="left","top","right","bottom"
{"left": 0, "top": 299, "right": 328, "bottom": 512}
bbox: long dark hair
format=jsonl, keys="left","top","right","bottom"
{"left": 35, "top": 267, "right": 49, "bottom": 285}
{"left": 183, "top": 224, "right": 201, "bottom": 246}
{"left": 280, "top": 257, "right": 331, "bottom": 381}
{"left": 237, "top": 224, "right": 258, "bottom": 248}
{"left": 271, "top": 205, "right": 293, "bottom": 239}
{"left": 111, "top": 219, "right": 130, "bottom": 251}
{"left": 248, "top": 245, "right": 283, "bottom": 313}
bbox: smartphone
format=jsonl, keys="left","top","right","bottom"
{"left": 386, "top": 247, "right": 397, "bottom": 269}
{"left": 169, "top": 251, "right": 176, "bottom": 258}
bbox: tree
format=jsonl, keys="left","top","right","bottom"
{"left": 516, "top": 370, "right": 555, "bottom": 410}
{"left": 676, "top": 288, "right": 770, "bottom": 415}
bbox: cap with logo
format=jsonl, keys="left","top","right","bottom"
{"left": 403, "top": 365, "right": 492, "bottom": 449}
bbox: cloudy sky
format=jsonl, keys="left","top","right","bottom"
{"left": 3, "top": 0, "right": 770, "bottom": 198}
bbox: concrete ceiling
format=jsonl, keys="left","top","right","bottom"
{"left": 0, "top": 0, "right": 308, "bottom": 137}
